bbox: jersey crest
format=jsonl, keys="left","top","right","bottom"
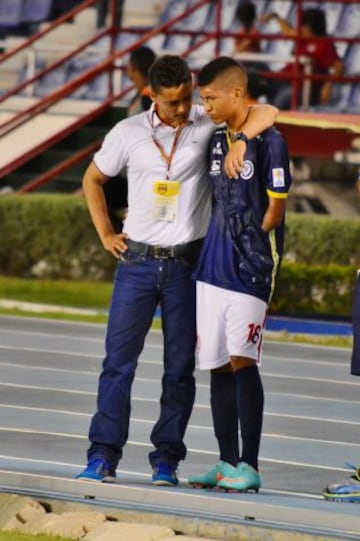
{"left": 240, "top": 160, "right": 255, "bottom": 180}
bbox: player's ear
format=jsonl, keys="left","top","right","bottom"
{"left": 234, "top": 86, "right": 246, "bottom": 100}
{"left": 149, "top": 89, "right": 157, "bottom": 102}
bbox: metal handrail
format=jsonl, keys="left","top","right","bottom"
{"left": 1, "top": 83, "right": 136, "bottom": 180}
{"left": 0, "top": 0, "right": 211, "bottom": 137}
{"left": 0, "top": 0, "right": 99, "bottom": 64}
{"left": 1, "top": 0, "right": 359, "bottom": 190}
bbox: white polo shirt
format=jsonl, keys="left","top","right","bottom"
{"left": 93, "top": 104, "right": 214, "bottom": 245}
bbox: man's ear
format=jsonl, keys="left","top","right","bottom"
{"left": 149, "top": 89, "right": 157, "bottom": 102}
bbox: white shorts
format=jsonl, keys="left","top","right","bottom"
{"left": 196, "top": 281, "right": 268, "bottom": 370}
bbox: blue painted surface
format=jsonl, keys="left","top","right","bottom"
{"left": 154, "top": 307, "right": 352, "bottom": 336}
{"left": 265, "top": 316, "right": 352, "bottom": 336}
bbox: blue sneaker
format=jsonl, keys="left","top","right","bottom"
{"left": 323, "top": 463, "right": 360, "bottom": 502}
{"left": 152, "top": 463, "right": 179, "bottom": 486}
{"left": 76, "top": 457, "right": 116, "bottom": 483}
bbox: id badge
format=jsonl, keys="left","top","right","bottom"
{"left": 153, "top": 180, "right": 180, "bottom": 222}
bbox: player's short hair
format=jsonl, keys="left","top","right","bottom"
{"left": 198, "top": 57, "right": 247, "bottom": 88}
{"left": 149, "top": 55, "right": 192, "bottom": 92}
{"left": 129, "top": 46, "right": 156, "bottom": 77}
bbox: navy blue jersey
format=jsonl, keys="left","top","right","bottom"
{"left": 193, "top": 126, "right": 292, "bottom": 303}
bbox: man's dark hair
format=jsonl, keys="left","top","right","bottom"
{"left": 149, "top": 55, "right": 192, "bottom": 92}
{"left": 235, "top": 1, "right": 256, "bottom": 31}
{"left": 198, "top": 56, "right": 246, "bottom": 87}
{"left": 302, "top": 8, "right": 327, "bottom": 36}
{"left": 129, "top": 46, "right": 156, "bottom": 77}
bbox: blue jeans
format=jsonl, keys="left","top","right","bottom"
{"left": 87, "top": 253, "right": 196, "bottom": 469}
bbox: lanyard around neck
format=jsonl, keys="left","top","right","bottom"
{"left": 150, "top": 109, "right": 186, "bottom": 180}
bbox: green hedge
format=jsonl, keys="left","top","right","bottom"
{"left": 0, "top": 194, "right": 116, "bottom": 280}
{"left": 0, "top": 194, "right": 358, "bottom": 316}
{"left": 272, "top": 262, "right": 356, "bottom": 316}
{"left": 283, "top": 213, "right": 359, "bottom": 266}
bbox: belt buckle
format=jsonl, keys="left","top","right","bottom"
{"left": 153, "top": 246, "right": 174, "bottom": 259}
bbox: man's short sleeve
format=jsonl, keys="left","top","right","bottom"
{"left": 93, "top": 122, "right": 128, "bottom": 177}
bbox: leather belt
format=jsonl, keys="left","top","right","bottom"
{"left": 126, "top": 238, "right": 203, "bottom": 260}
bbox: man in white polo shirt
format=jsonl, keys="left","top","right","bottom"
{"left": 77, "top": 55, "right": 278, "bottom": 486}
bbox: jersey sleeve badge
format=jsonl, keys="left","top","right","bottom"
{"left": 271, "top": 168, "right": 285, "bottom": 188}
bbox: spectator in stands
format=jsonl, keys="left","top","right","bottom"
{"left": 246, "top": 69, "right": 270, "bottom": 105}
{"left": 49, "top": 0, "right": 83, "bottom": 21}
{"left": 233, "top": 1, "right": 261, "bottom": 58}
{"left": 76, "top": 54, "right": 278, "bottom": 487}
{"left": 323, "top": 180, "right": 360, "bottom": 503}
{"left": 103, "top": 46, "right": 156, "bottom": 232}
{"left": 96, "top": 0, "right": 124, "bottom": 29}
{"left": 323, "top": 266, "right": 360, "bottom": 502}
{"left": 261, "top": 7, "right": 344, "bottom": 109}
{"left": 233, "top": 2, "right": 271, "bottom": 99}
{"left": 126, "top": 46, "right": 156, "bottom": 116}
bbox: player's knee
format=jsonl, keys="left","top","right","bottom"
{"left": 230, "top": 356, "right": 257, "bottom": 372}
{"left": 211, "top": 362, "right": 232, "bottom": 374}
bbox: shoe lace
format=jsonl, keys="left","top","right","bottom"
{"left": 345, "top": 462, "right": 360, "bottom": 481}
{"left": 92, "top": 458, "right": 108, "bottom": 474}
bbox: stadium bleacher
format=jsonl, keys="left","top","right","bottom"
{"left": 0, "top": 0, "right": 359, "bottom": 111}
{"left": 0, "top": 0, "right": 23, "bottom": 30}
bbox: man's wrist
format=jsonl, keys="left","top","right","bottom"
{"left": 231, "top": 132, "right": 249, "bottom": 145}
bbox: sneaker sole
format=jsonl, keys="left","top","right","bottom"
{"left": 188, "top": 481, "right": 216, "bottom": 489}
{"left": 217, "top": 486, "right": 260, "bottom": 493}
{"left": 152, "top": 479, "right": 178, "bottom": 487}
{"left": 323, "top": 492, "right": 360, "bottom": 502}
{"left": 77, "top": 475, "right": 116, "bottom": 483}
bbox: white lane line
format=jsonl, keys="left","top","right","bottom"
{"left": 0, "top": 329, "right": 163, "bottom": 348}
{"left": 0, "top": 404, "right": 92, "bottom": 416}
{"left": 0, "top": 329, "right": 104, "bottom": 343}
{"left": 0, "top": 383, "right": 96, "bottom": 395}
{"left": 2, "top": 366, "right": 360, "bottom": 390}
{"left": 1, "top": 382, "right": 360, "bottom": 406}
{"left": 0, "top": 358, "right": 163, "bottom": 369}
{"left": 266, "top": 390, "right": 360, "bottom": 404}
{"left": 1, "top": 416, "right": 359, "bottom": 448}
{"left": 266, "top": 340, "right": 350, "bottom": 353}
{"left": 0, "top": 345, "right": 101, "bottom": 358}
{"left": 2, "top": 359, "right": 360, "bottom": 388}
{"left": 261, "top": 372, "right": 360, "bottom": 386}
{"left": 0, "top": 439, "right": 350, "bottom": 475}
{"left": 0, "top": 456, "right": 337, "bottom": 497}
{"left": 264, "top": 355, "right": 349, "bottom": 367}
{"left": 1, "top": 403, "right": 360, "bottom": 426}
{"left": 0, "top": 345, "right": 163, "bottom": 358}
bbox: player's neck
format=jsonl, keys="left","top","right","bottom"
{"left": 226, "top": 108, "right": 249, "bottom": 136}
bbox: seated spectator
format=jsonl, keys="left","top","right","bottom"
{"left": 261, "top": 7, "right": 344, "bottom": 109}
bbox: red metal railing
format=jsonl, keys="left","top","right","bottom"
{"left": 0, "top": 0, "right": 213, "bottom": 138}
{"left": 0, "top": 0, "right": 358, "bottom": 190}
